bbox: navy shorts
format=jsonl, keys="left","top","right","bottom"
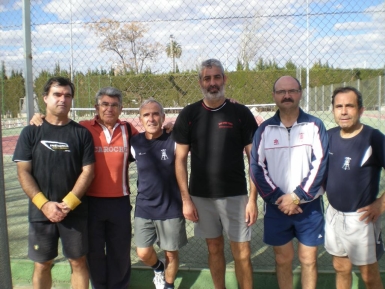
{"left": 28, "top": 217, "right": 88, "bottom": 262}
{"left": 263, "top": 197, "right": 325, "bottom": 246}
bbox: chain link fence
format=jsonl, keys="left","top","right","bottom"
{"left": 1, "top": 0, "right": 385, "bottom": 279}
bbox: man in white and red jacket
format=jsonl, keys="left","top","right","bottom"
{"left": 250, "top": 76, "right": 329, "bottom": 289}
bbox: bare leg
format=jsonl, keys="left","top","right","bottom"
{"left": 230, "top": 241, "right": 253, "bottom": 289}
{"left": 332, "top": 256, "right": 353, "bottom": 289}
{"left": 164, "top": 250, "right": 179, "bottom": 284}
{"left": 273, "top": 241, "right": 294, "bottom": 289}
{"left": 298, "top": 242, "right": 318, "bottom": 289}
{"left": 359, "top": 262, "right": 384, "bottom": 289}
{"left": 33, "top": 260, "right": 54, "bottom": 289}
{"left": 206, "top": 235, "right": 226, "bottom": 289}
{"left": 68, "top": 256, "right": 89, "bottom": 289}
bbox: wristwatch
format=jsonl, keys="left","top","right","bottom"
{"left": 291, "top": 192, "right": 300, "bottom": 205}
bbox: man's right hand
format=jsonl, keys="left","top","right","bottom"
{"left": 183, "top": 199, "right": 199, "bottom": 222}
{"left": 276, "top": 194, "right": 303, "bottom": 215}
{"left": 41, "top": 201, "right": 67, "bottom": 222}
{"left": 29, "top": 113, "right": 45, "bottom": 126}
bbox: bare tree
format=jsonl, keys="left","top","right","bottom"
{"left": 239, "top": 13, "right": 264, "bottom": 70}
{"left": 87, "top": 19, "right": 163, "bottom": 74}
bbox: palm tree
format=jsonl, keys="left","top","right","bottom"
{"left": 166, "top": 36, "right": 182, "bottom": 73}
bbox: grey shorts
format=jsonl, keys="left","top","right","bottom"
{"left": 325, "top": 204, "right": 384, "bottom": 266}
{"left": 28, "top": 217, "right": 88, "bottom": 262}
{"left": 191, "top": 195, "right": 251, "bottom": 242}
{"left": 134, "top": 217, "right": 188, "bottom": 251}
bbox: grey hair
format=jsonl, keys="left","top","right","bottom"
{"left": 198, "top": 59, "right": 225, "bottom": 79}
{"left": 139, "top": 98, "right": 165, "bottom": 115}
{"left": 95, "top": 87, "right": 123, "bottom": 105}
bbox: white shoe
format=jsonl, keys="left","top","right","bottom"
{"left": 153, "top": 261, "right": 165, "bottom": 289}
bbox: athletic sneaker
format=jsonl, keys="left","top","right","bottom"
{"left": 153, "top": 261, "right": 165, "bottom": 289}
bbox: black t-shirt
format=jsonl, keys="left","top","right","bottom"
{"left": 326, "top": 125, "right": 385, "bottom": 212}
{"left": 131, "top": 131, "right": 182, "bottom": 220}
{"left": 13, "top": 120, "right": 95, "bottom": 221}
{"left": 172, "top": 99, "right": 258, "bottom": 198}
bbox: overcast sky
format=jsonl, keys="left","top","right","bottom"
{"left": 1, "top": 0, "right": 384, "bottom": 75}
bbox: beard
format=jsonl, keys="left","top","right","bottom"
{"left": 201, "top": 84, "right": 226, "bottom": 101}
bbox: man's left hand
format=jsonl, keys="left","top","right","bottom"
{"left": 276, "top": 194, "right": 303, "bottom": 215}
{"left": 357, "top": 196, "right": 385, "bottom": 224}
{"left": 58, "top": 202, "right": 71, "bottom": 214}
{"left": 245, "top": 200, "right": 258, "bottom": 226}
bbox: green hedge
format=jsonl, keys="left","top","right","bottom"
{"left": 1, "top": 68, "right": 383, "bottom": 116}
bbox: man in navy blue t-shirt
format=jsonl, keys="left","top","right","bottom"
{"left": 131, "top": 99, "right": 187, "bottom": 289}
{"left": 325, "top": 86, "right": 385, "bottom": 289}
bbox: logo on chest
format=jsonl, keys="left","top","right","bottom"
{"left": 272, "top": 132, "right": 306, "bottom": 146}
{"left": 161, "top": 149, "right": 168, "bottom": 160}
{"left": 342, "top": 157, "right": 351, "bottom": 170}
{"left": 41, "top": 141, "right": 70, "bottom": 152}
{"left": 218, "top": 122, "right": 233, "bottom": 129}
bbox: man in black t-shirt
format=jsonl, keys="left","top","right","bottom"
{"left": 13, "top": 77, "right": 95, "bottom": 289}
{"left": 173, "top": 59, "right": 258, "bottom": 289}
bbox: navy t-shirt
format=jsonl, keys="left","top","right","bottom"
{"left": 131, "top": 131, "right": 183, "bottom": 220}
{"left": 326, "top": 125, "right": 385, "bottom": 212}
{"left": 172, "top": 99, "right": 258, "bottom": 198}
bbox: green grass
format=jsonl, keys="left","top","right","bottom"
{"left": 10, "top": 259, "right": 385, "bottom": 289}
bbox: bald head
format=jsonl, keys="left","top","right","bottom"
{"left": 273, "top": 76, "right": 302, "bottom": 92}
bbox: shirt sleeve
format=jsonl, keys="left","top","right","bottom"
{"left": 81, "top": 128, "right": 96, "bottom": 166}
{"left": 12, "top": 126, "right": 34, "bottom": 162}
{"left": 250, "top": 124, "right": 285, "bottom": 204}
{"left": 293, "top": 119, "right": 329, "bottom": 201}
{"left": 240, "top": 105, "right": 258, "bottom": 146}
{"left": 172, "top": 106, "right": 190, "bottom": 145}
{"left": 372, "top": 128, "right": 385, "bottom": 169}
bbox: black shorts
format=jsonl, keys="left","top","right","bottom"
{"left": 28, "top": 217, "right": 88, "bottom": 262}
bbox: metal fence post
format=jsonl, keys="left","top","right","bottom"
{"left": 23, "top": 0, "right": 34, "bottom": 122}
{"left": 0, "top": 116, "right": 13, "bottom": 289}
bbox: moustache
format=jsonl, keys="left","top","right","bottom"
{"left": 281, "top": 98, "right": 294, "bottom": 103}
{"left": 207, "top": 85, "right": 220, "bottom": 92}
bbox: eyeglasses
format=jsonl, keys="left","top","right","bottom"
{"left": 98, "top": 102, "right": 121, "bottom": 109}
{"left": 274, "top": 89, "right": 301, "bottom": 96}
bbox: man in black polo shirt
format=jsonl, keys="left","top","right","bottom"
{"left": 173, "top": 59, "right": 258, "bottom": 289}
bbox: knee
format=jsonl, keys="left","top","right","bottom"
{"left": 34, "top": 260, "right": 54, "bottom": 273}
{"left": 275, "top": 250, "right": 294, "bottom": 266}
{"left": 361, "top": 273, "right": 381, "bottom": 287}
{"left": 136, "top": 248, "right": 152, "bottom": 263}
{"left": 332, "top": 258, "right": 351, "bottom": 275}
{"left": 231, "top": 243, "right": 251, "bottom": 263}
{"left": 206, "top": 238, "right": 225, "bottom": 256}
{"left": 69, "top": 256, "right": 88, "bottom": 270}
{"left": 165, "top": 251, "right": 178, "bottom": 262}
{"left": 360, "top": 266, "right": 382, "bottom": 286}
{"left": 298, "top": 254, "right": 317, "bottom": 268}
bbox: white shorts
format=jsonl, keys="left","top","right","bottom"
{"left": 191, "top": 195, "right": 251, "bottom": 242}
{"left": 325, "top": 204, "right": 384, "bottom": 266}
